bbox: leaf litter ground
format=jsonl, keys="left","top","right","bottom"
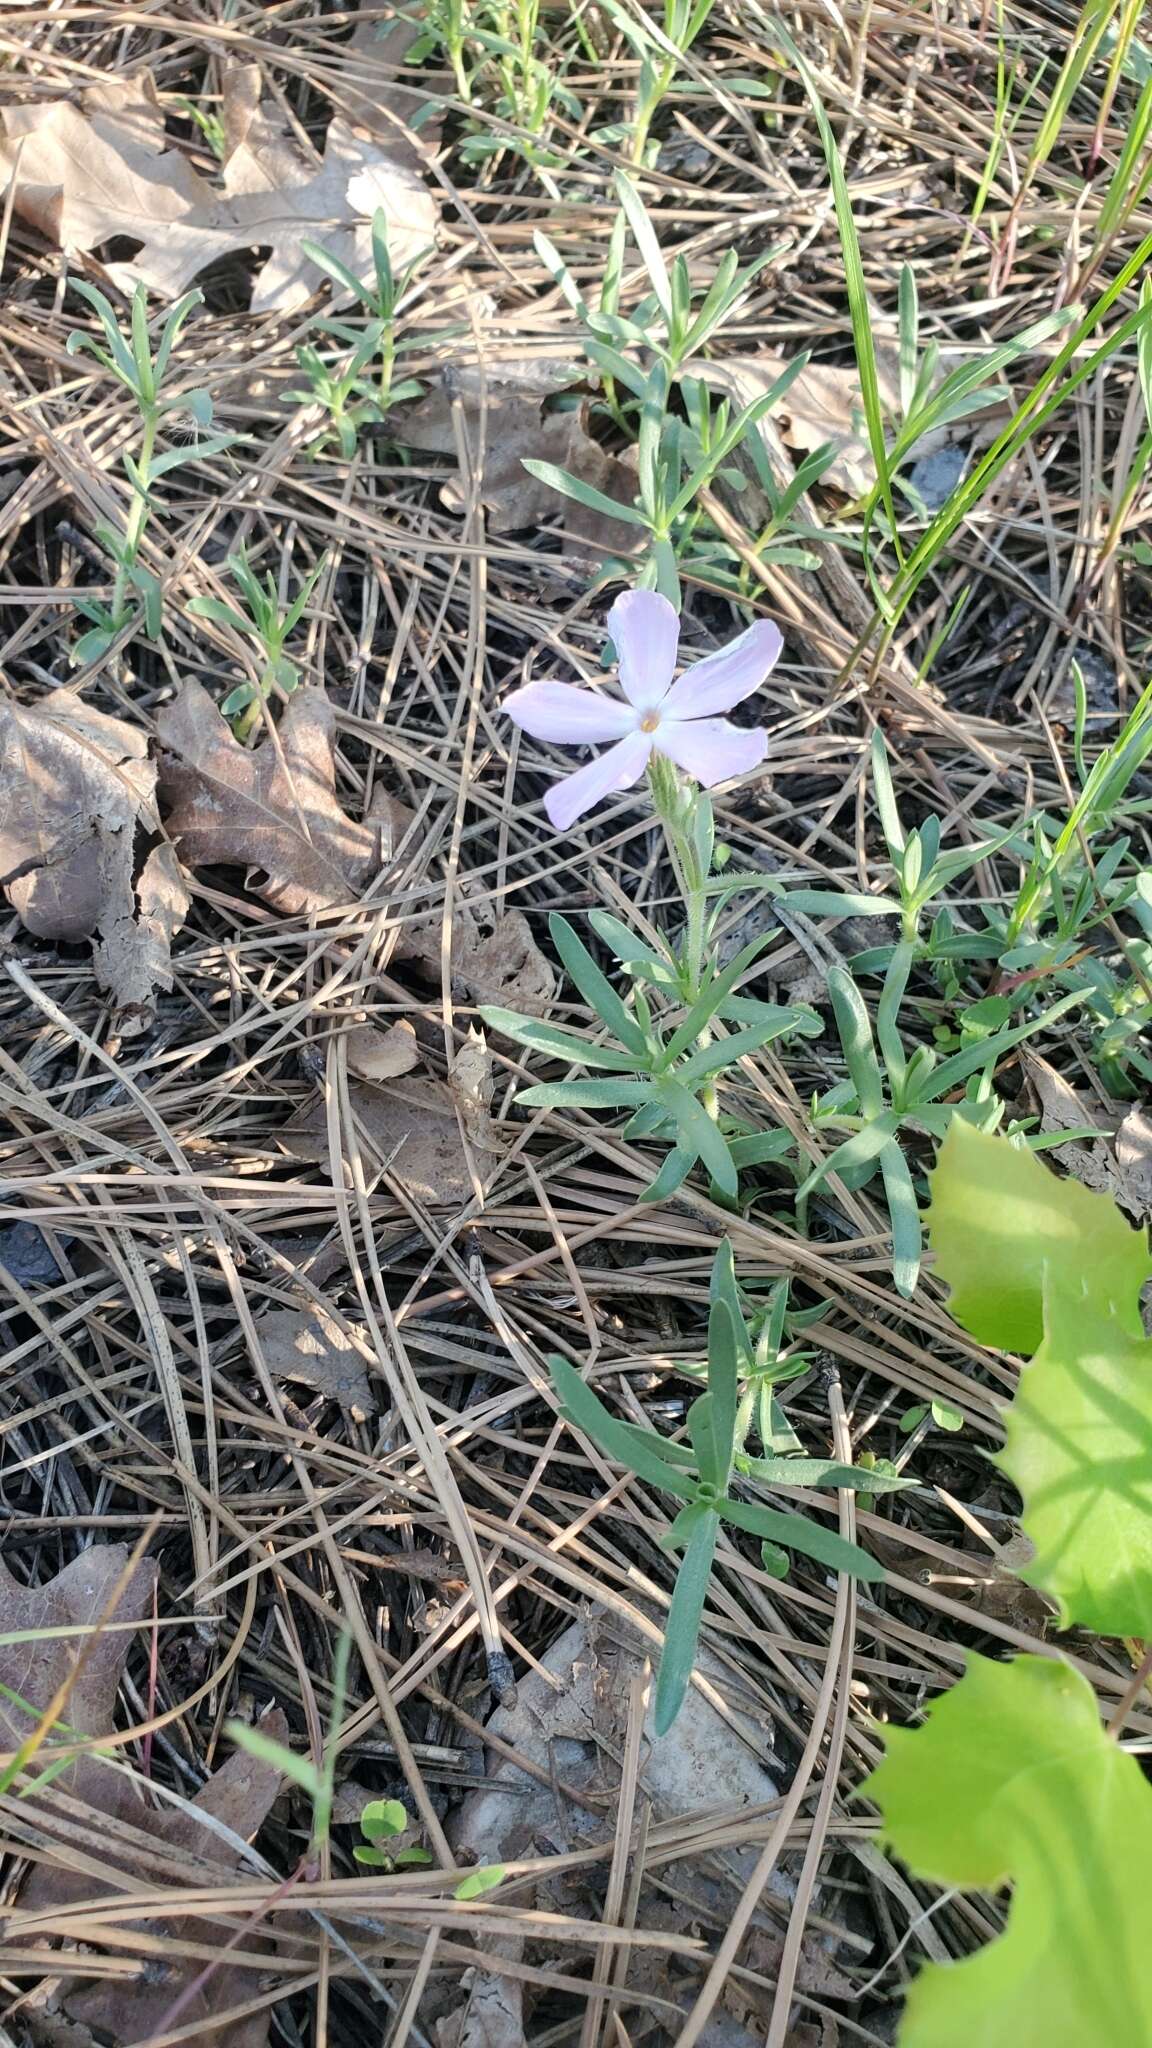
{"left": 0, "top": 3, "right": 1151, "bottom": 2046}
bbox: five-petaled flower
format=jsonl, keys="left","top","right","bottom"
{"left": 503, "top": 589, "right": 782, "bottom": 831}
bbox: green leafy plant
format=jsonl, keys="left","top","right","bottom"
{"left": 300, "top": 207, "right": 431, "bottom": 420}
{"left": 65, "top": 281, "right": 236, "bottom": 662}
{"left": 285, "top": 319, "right": 391, "bottom": 458}
{"left": 926, "top": 1118, "right": 1152, "bottom": 1633}
{"left": 530, "top": 174, "right": 805, "bottom": 600}
{"left": 549, "top": 1239, "right": 909, "bottom": 1733}
{"left": 800, "top": 949, "right": 1081, "bottom": 1295}
{"left": 482, "top": 901, "right": 820, "bottom": 1203}
{"left": 863, "top": 1653, "right": 1152, "bottom": 2048}
{"left": 353, "top": 1798, "right": 433, "bottom": 1871}
{"left": 596, "top": 0, "right": 718, "bottom": 164}
{"left": 187, "top": 545, "right": 327, "bottom": 739}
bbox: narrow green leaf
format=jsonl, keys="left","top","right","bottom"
{"left": 520, "top": 459, "right": 647, "bottom": 526}
{"left": 739, "top": 1452, "right": 913, "bottom": 1492}
{"left": 549, "top": 915, "right": 647, "bottom": 1054}
{"left": 720, "top": 1498, "right": 883, "bottom": 1580}
{"left": 479, "top": 1007, "right": 644, "bottom": 1071}
{"left": 518, "top": 1079, "right": 653, "bottom": 1110}
{"left": 827, "top": 967, "right": 885, "bottom": 1117}
{"left": 880, "top": 1138, "right": 922, "bottom": 1298}
{"left": 706, "top": 1297, "right": 741, "bottom": 1491}
{"left": 653, "top": 1507, "right": 719, "bottom": 1735}
{"left": 657, "top": 1080, "right": 738, "bottom": 1197}
{"left": 641, "top": 1144, "right": 695, "bottom": 1203}
{"left": 547, "top": 1353, "right": 695, "bottom": 1498}
{"left": 797, "top": 1112, "right": 901, "bottom": 1199}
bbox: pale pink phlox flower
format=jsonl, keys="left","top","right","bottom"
{"left": 503, "top": 589, "right": 783, "bottom": 831}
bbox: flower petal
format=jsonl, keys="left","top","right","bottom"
{"left": 544, "top": 729, "right": 654, "bottom": 831}
{"left": 655, "top": 716, "right": 768, "bottom": 787}
{"left": 662, "top": 619, "right": 783, "bottom": 720}
{"left": 607, "top": 589, "right": 680, "bottom": 708}
{"left": 503, "top": 680, "right": 635, "bottom": 744}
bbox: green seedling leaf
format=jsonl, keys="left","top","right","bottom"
{"left": 931, "top": 1399, "right": 964, "bottom": 1431}
{"left": 360, "top": 1798, "right": 408, "bottom": 1840}
{"left": 455, "top": 1864, "right": 505, "bottom": 1899}
{"left": 653, "top": 1504, "right": 719, "bottom": 1736}
{"left": 353, "top": 1844, "right": 393, "bottom": 1867}
{"left": 478, "top": 1006, "right": 645, "bottom": 1072}
{"left": 548, "top": 1353, "right": 695, "bottom": 1499}
{"left": 225, "top": 1720, "right": 319, "bottom": 1797}
{"left": 926, "top": 1119, "right": 1151, "bottom": 1353}
{"left": 862, "top": 1653, "right": 1152, "bottom": 2047}
{"left": 720, "top": 1498, "right": 884, "bottom": 1579}
{"left": 1000, "top": 1280, "right": 1152, "bottom": 1635}
{"left": 548, "top": 914, "right": 647, "bottom": 1054}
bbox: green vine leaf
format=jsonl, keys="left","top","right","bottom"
{"left": 862, "top": 1653, "right": 1152, "bottom": 2047}
{"left": 925, "top": 1118, "right": 1150, "bottom": 1354}
{"left": 1000, "top": 1281, "right": 1152, "bottom": 1634}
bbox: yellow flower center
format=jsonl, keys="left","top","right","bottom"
{"left": 639, "top": 710, "right": 661, "bottom": 733}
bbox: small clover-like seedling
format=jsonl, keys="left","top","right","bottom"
{"left": 482, "top": 909, "right": 819, "bottom": 1205}
{"left": 550, "top": 1238, "right": 911, "bottom": 1734}
{"left": 899, "top": 1398, "right": 964, "bottom": 1434}
{"left": 188, "top": 545, "right": 327, "bottom": 739}
{"left": 354, "top": 1798, "right": 434, "bottom": 1871}
{"left": 65, "top": 280, "right": 237, "bottom": 662}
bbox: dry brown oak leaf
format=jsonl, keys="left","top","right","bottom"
{"left": 0, "top": 1544, "right": 157, "bottom": 1804}
{"left": 0, "top": 690, "right": 189, "bottom": 1031}
{"left": 19, "top": 1728, "right": 287, "bottom": 2048}
{"left": 156, "top": 679, "right": 383, "bottom": 917}
{"left": 0, "top": 65, "right": 436, "bottom": 313}
{"left": 157, "top": 678, "right": 555, "bottom": 1007}
{"left": 402, "top": 359, "right": 639, "bottom": 556}
{"left": 0, "top": 1549, "right": 287, "bottom": 2048}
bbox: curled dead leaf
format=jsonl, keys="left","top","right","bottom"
{"left": 344, "top": 1019, "right": 420, "bottom": 1081}
{"left": 257, "top": 1304, "right": 378, "bottom": 1419}
{"left": 283, "top": 1070, "right": 501, "bottom": 1203}
{"left": 400, "top": 897, "right": 557, "bottom": 1011}
{"left": 156, "top": 678, "right": 381, "bottom": 916}
{"left": 0, "top": 67, "right": 436, "bottom": 312}
{"left": 401, "top": 359, "right": 639, "bottom": 555}
{"left": 0, "top": 690, "right": 189, "bottom": 1032}
{"left": 1025, "top": 1054, "right": 1152, "bottom": 1218}
{"left": 692, "top": 327, "right": 955, "bottom": 499}
{"left": 156, "top": 679, "right": 555, "bottom": 1005}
